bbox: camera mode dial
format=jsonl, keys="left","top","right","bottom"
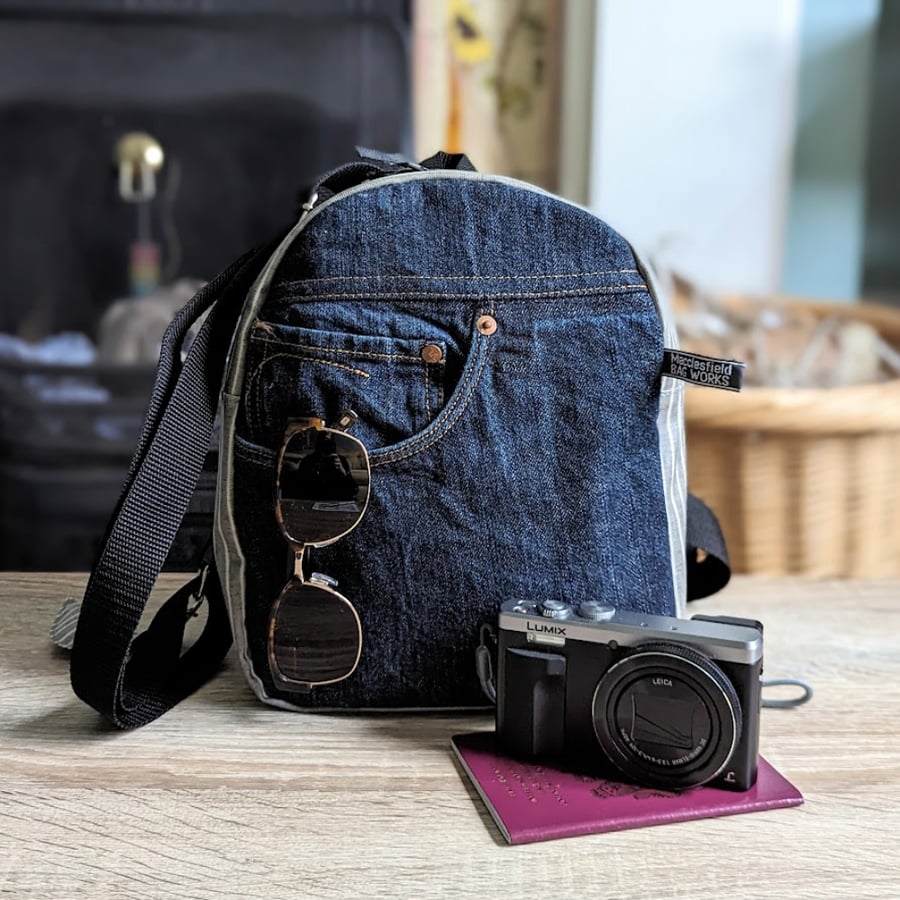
{"left": 577, "top": 602, "right": 616, "bottom": 621}
{"left": 539, "top": 600, "right": 571, "bottom": 619}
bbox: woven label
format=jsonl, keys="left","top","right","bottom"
{"left": 662, "top": 350, "right": 745, "bottom": 391}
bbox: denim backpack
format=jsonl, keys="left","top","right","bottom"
{"left": 68, "top": 151, "right": 731, "bottom": 727}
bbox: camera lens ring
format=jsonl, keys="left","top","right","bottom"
{"left": 591, "top": 641, "right": 741, "bottom": 790}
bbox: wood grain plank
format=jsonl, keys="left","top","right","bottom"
{"left": 1, "top": 574, "right": 898, "bottom": 898}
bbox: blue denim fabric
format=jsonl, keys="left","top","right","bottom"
{"left": 230, "top": 175, "right": 675, "bottom": 708}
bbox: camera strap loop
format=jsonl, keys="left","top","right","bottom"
{"left": 761, "top": 678, "right": 814, "bottom": 709}
{"left": 476, "top": 624, "right": 498, "bottom": 704}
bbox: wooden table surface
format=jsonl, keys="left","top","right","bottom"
{"left": 0, "top": 573, "right": 898, "bottom": 899}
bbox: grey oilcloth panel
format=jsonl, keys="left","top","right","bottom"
{"left": 215, "top": 391, "right": 272, "bottom": 705}
{"left": 215, "top": 204, "right": 323, "bottom": 706}
{"left": 633, "top": 251, "right": 688, "bottom": 616}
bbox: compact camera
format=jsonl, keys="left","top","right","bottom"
{"left": 495, "top": 599, "right": 763, "bottom": 791}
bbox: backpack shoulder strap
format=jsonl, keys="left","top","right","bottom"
{"left": 70, "top": 244, "right": 273, "bottom": 728}
{"left": 685, "top": 493, "right": 731, "bottom": 600}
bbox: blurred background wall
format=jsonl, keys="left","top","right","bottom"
{"left": 783, "top": 0, "right": 880, "bottom": 302}
{"left": 417, "top": 0, "right": 895, "bottom": 304}
{"left": 583, "top": 0, "right": 802, "bottom": 298}
{"left": 1, "top": 0, "right": 897, "bottom": 573}
{"left": 0, "top": 0, "right": 412, "bottom": 570}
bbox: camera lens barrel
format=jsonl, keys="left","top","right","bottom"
{"left": 591, "top": 641, "right": 742, "bottom": 790}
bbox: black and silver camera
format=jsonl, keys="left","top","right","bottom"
{"left": 495, "top": 599, "right": 763, "bottom": 791}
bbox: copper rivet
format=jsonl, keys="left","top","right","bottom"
{"left": 476, "top": 315, "right": 498, "bottom": 336}
{"left": 421, "top": 343, "right": 444, "bottom": 364}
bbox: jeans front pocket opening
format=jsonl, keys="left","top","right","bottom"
{"left": 371, "top": 306, "right": 496, "bottom": 468}
{"left": 244, "top": 323, "right": 449, "bottom": 452}
{"left": 246, "top": 350, "right": 372, "bottom": 439}
{"left": 424, "top": 356, "right": 447, "bottom": 421}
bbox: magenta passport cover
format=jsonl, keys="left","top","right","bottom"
{"left": 451, "top": 732, "right": 803, "bottom": 845}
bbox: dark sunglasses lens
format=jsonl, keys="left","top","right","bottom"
{"left": 278, "top": 428, "right": 370, "bottom": 545}
{"left": 268, "top": 582, "right": 362, "bottom": 687}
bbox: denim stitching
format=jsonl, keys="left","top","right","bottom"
{"left": 249, "top": 352, "right": 370, "bottom": 385}
{"left": 371, "top": 336, "right": 483, "bottom": 466}
{"left": 234, "top": 435, "right": 276, "bottom": 467}
{"left": 247, "top": 352, "right": 370, "bottom": 437}
{"left": 269, "top": 285, "right": 647, "bottom": 302}
{"left": 372, "top": 311, "right": 493, "bottom": 467}
{"left": 284, "top": 268, "right": 640, "bottom": 284}
{"left": 251, "top": 334, "right": 424, "bottom": 363}
{"left": 424, "top": 363, "right": 431, "bottom": 421}
{"left": 373, "top": 334, "right": 491, "bottom": 466}
{"left": 246, "top": 344, "right": 274, "bottom": 438}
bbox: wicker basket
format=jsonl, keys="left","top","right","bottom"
{"left": 685, "top": 299, "right": 900, "bottom": 577}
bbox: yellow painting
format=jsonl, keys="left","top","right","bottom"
{"left": 413, "top": 0, "right": 563, "bottom": 190}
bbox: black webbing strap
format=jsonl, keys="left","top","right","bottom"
{"left": 308, "top": 148, "right": 477, "bottom": 208}
{"left": 685, "top": 493, "right": 731, "bottom": 600}
{"left": 418, "top": 150, "right": 476, "bottom": 172}
{"left": 70, "top": 245, "right": 273, "bottom": 728}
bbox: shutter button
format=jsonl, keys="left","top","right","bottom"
{"left": 421, "top": 343, "right": 444, "bottom": 364}
{"left": 476, "top": 315, "right": 497, "bottom": 335}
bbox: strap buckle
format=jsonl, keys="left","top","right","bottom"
{"left": 186, "top": 563, "right": 210, "bottom": 620}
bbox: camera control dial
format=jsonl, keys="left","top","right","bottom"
{"left": 577, "top": 602, "right": 616, "bottom": 621}
{"left": 539, "top": 600, "right": 571, "bottom": 619}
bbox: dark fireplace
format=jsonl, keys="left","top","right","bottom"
{"left": 0, "top": 0, "right": 411, "bottom": 570}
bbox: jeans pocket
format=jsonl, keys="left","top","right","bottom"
{"left": 243, "top": 321, "right": 447, "bottom": 450}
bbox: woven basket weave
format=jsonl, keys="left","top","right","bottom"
{"left": 685, "top": 299, "right": 900, "bottom": 577}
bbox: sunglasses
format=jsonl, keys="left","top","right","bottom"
{"left": 267, "top": 410, "right": 370, "bottom": 692}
